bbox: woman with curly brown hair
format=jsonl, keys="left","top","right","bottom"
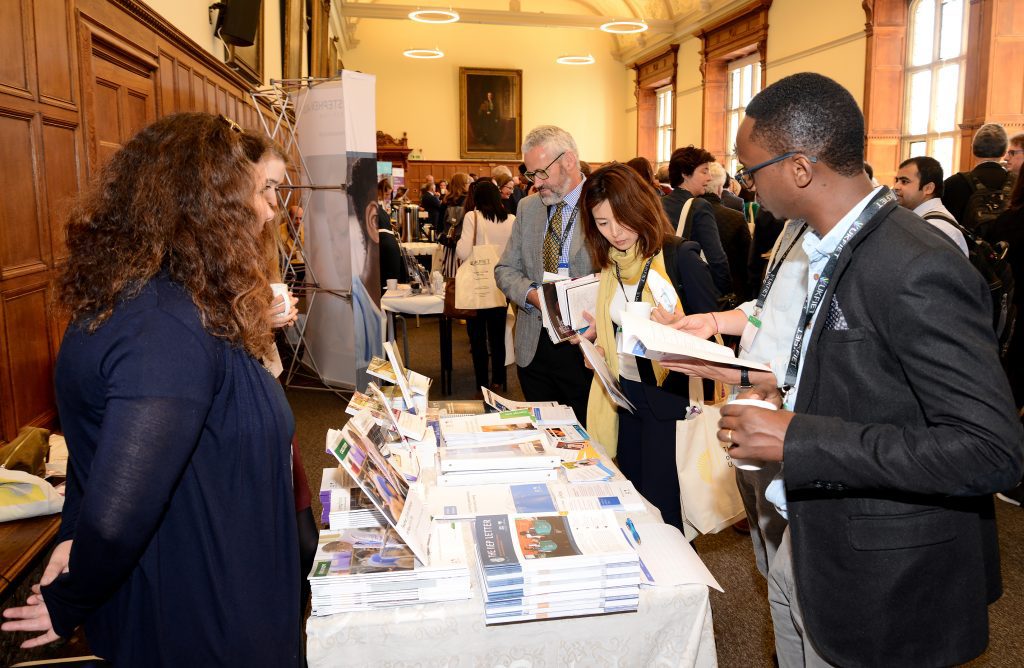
{"left": 1, "top": 113, "right": 301, "bottom": 666}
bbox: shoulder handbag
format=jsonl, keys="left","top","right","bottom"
{"left": 443, "top": 208, "right": 477, "bottom": 318}
{"left": 453, "top": 212, "right": 506, "bottom": 310}
{"left": 675, "top": 376, "right": 745, "bottom": 536}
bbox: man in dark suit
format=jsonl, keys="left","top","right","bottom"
{"left": 661, "top": 146, "right": 733, "bottom": 295}
{"left": 419, "top": 183, "right": 441, "bottom": 237}
{"left": 700, "top": 162, "right": 750, "bottom": 300}
{"left": 495, "top": 125, "right": 594, "bottom": 423}
{"left": 719, "top": 73, "right": 1023, "bottom": 667}
{"left": 942, "top": 123, "right": 1014, "bottom": 226}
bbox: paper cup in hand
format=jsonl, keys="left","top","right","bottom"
{"left": 725, "top": 397, "right": 777, "bottom": 471}
{"left": 624, "top": 301, "right": 653, "bottom": 320}
{"left": 270, "top": 283, "right": 292, "bottom": 317}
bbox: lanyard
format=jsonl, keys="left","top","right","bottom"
{"left": 783, "top": 188, "right": 895, "bottom": 390}
{"left": 547, "top": 203, "right": 579, "bottom": 261}
{"left": 614, "top": 256, "right": 654, "bottom": 302}
{"left": 753, "top": 222, "right": 809, "bottom": 316}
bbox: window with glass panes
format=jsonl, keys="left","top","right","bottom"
{"left": 903, "top": 0, "right": 968, "bottom": 177}
{"left": 656, "top": 85, "right": 674, "bottom": 166}
{"left": 726, "top": 54, "right": 760, "bottom": 174}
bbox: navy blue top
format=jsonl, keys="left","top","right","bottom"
{"left": 43, "top": 275, "right": 300, "bottom": 667}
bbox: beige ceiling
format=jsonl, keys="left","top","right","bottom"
{"left": 333, "top": 0, "right": 750, "bottom": 63}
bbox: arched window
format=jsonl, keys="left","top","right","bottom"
{"left": 902, "top": 0, "right": 969, "bottom": 177}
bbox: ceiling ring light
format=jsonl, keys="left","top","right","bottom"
{"left": 556, "top": 55, "right": 595, "bottom": 65}
{"left": 404, "top": 48, "right": 445, "bottom": 59}
{"left": 408, "top": 9, "right": 460, "bottom": 24}
{"left": 599, "top": 20, "right": 648, "bottom": 34}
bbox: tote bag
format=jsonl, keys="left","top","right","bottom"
{"left": 676, "top": 376, "right": 745, "bottom": 535}
{"left": 454, "top": 212, "right": 506, "bottom": 310}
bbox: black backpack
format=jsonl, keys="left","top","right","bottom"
{"left": 924, "top": 210, "right": 1017, "bottom": 358}
{"left": 961, "top": 172, "right": 1015, "bottom": 231}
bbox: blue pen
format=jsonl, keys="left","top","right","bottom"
{"left": 625, "top": 518, "right": 642, "bottom": 544}
{"left": 576, "top": 325, "right": 590, "bottom": 335}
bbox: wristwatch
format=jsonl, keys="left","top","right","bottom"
{"left": 739, "top": 368, "right": 753, "bottom": 389}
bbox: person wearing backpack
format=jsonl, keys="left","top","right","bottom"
{"left": 942, "top": 123, "right": 1016, "bottom": 230}
{"left": 893, "top": 156, "right": 968, "bottom": 255}
{"left": 985, "top": 168, "right": 1024, "bottom": 410}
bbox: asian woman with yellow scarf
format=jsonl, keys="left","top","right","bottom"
{"left": 578, "top": 163, "right": 719, "bottom": 532}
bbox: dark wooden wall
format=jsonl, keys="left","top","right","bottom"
{"left": 0, "top": 0, "right": 267, "bottom": 445}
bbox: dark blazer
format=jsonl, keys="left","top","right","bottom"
{"left": 700, "top": 192, "right": 751, "bottom": 298}
{"left": 661, "top": 188, "right": 733, "bottom": 295}
{"left": 721, "top": 189, "right": 745, "bottom": 212}
{"left": 941, "top": 161, "right": 1012, "bottom": 224}
{"left": 782, "top": 198, "right": 1024, "bottom": 667}
{"left": 419, "top": 189, "right": 442, "bottom": 230}
{"left": 635, "top": 237, "right": 719, "bottom": 418}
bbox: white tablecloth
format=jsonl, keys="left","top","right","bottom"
{"left": 307, "top": 571, "right": 716, "bottom": 668}
{"left": 381, "top": 288, "right": 444, "bottom": 316}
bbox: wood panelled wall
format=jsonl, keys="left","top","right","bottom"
{"left": 405, "top": 160, "right": 522, "bottom": 198}
{"left": 0, "top": 0, "right": 266, "bottom": 445}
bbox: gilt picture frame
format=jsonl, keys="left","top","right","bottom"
{"left": 459, "top": 67, "right": 522, "bottom": 160}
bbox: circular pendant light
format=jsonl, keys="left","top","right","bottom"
{"left": 408, "top": 9, "right": 460, "bottom": 24}
{"left": 403, "top": 48, "right": 445, "bottom": 59}
{"left": 556, "top": 55, "right": 595, "bottom": 65}
{"left": 599, "top": 20, "right": 648, "bottom": 34}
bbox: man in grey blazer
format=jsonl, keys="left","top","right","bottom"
{"left": 495, "top": 126, "right": 594, "bottom": 423}
{"left": 718, "top": 73, "right": 1023, "bottom": 667}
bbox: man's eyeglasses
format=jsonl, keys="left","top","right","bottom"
{"left": 1006, "top": 149, "right": 1023, "bottom": 157}
{"left": 524, "top": 151, "right": 565, "bottom": 182}
{"left": 734, "top": 151, "right": 818, "bottom": 189}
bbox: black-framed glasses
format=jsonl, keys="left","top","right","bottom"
{"left": 734, "top": 151, "right": 818, "bottom": 189}
{"left": 524, "top": 151, "right": 565, "bottom": 182}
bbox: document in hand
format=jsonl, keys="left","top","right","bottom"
{"left": 618, "top": 313, "right": 772, "bottom": 371}
{"left": 536, "top": 274, "right": 598, "bottom": 344}
{"left": 578, "top": 337, "right": 636, "bottom": 412}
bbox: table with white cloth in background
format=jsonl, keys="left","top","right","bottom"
{"left": 381, "top": 287, "right": 452, "bottom": 394}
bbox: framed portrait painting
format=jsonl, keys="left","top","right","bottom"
{"left": 460, "top": 67, "right": 522, "bottom": 160}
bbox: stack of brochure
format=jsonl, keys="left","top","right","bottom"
{"left": 439, "top": 410, "right": 541, "bottom": 447}
{"left": 319, "top": 468, "right": 387, "bottom": 530}
{"left": 308, "top": 522, "right": 472, "bottom": 615}
{"left": 472, "top": 510, "right": 642, "bottom": 624}
{"left": 437, "top": 435, "right": 563, "bottom": 486}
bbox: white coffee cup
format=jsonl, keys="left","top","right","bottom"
{"left": 270, "top": 282, "right": 292, "bottom": 317}
{"left": 386, "top": 278, "right": 399, "bottom": 292}
{"left": 724, "top": 397, "right": 777, "bottom": 471}
{"left": 624, "top": 301, "right": 653, "bottom": 320}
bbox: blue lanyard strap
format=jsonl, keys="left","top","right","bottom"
{"left": 783, "top": 188, "right": 896, "bottom": 390}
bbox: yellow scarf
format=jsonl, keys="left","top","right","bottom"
{"left": 586, "top": 244, "right": 675, "bottom": 457}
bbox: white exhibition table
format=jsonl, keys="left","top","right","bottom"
{"left": 306, "top": 418, "right": 719, "bottom": 667}
{"left": 306, "top": 578, "right": 716, "bottom": 667}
